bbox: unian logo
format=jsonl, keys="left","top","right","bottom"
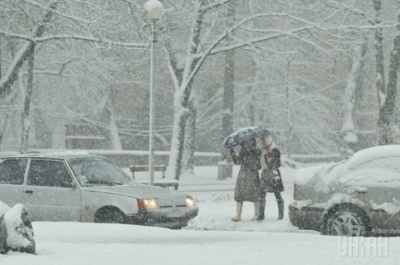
{"left": 337, "top": 237, "right": 389, "bottom": 257}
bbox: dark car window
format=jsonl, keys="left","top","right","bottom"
{"left": 0, "top": 159, "right": 27, "bottom": 185}
{"left": 27, "top": 160, "right": 73, "bottom": 188}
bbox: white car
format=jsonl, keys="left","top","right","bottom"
{"left": 0, "top": 152, "right": 198, "bottom": 229}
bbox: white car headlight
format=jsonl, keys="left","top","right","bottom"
{"left": 137, "top": 199, "right": 159, "bottom": 211}
{"left": 185, "top": 196, "right": 197, "bottom": 208}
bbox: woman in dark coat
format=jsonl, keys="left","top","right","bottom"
{"left": 230, "top": 138, "right": 261, "bottom": 222}
{"left": 258, "top": 135, "right": 285, "bottom": 221}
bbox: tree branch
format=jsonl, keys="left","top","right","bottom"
{"left": 0, "top": 2, "right": 58, "bottom": 96}
{"left": 204, "top": 25, "right": 316, "bottom": 57}
{"left": 33, "top": 34, "right": 147, "bottom": 48}
{"left": 21, "top": 0, "right": 100, "bottom": 24}
{"left": 201, "top": 0, "right": 231, "bottom": 14}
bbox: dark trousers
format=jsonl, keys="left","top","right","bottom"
{"left": 259, "top": 186, "right": 283, "bottom": 205}
{"left": 259, "top": 179, "right": 284, "bottom": 218}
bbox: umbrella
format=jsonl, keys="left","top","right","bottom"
{"left": 223, "top": 126, "right": 272, "bottom": 148}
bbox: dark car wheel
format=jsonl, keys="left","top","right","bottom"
{"left": 323, "top": 205, "right": 371, "bottom": 237}
{"left": 94, "top": 208, "right": 126, "bottom": 224}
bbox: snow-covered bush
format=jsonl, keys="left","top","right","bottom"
{"left": 0, "top": 201, "right": 10, "bottom": 254}
{"left": 0, "top": 202, "right": 35, "bottom": 254}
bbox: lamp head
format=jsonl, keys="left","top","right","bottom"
{"left": 144, "top": 0, "right": 164, "bottom": 22}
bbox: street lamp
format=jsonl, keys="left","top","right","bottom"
{"left": 143, "top": 0, "right": 164, "bottom": 186}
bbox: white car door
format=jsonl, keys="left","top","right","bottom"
{"left": 0, "top": 158, "right": 28, "bottom": 207}
{"left": 21, "top": 159, "right": 82, "bottom": 222}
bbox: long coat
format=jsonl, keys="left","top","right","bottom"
{"left": 231, "top": 147, "right": 261, "bottom": 202}
{"left": 260, "top": 148, "right": 284, "bottom": 192}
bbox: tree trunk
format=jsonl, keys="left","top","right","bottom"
{"left": 373, "top": 0, "right": 400, "bottom": 145}
{"left": 285, "top": 55, "right": 295, "bottom": 158}
{"left": 109, "top": 109, "right": 122, "bottom": 150}
{"left": 341, "top": 37, "right": 367, "bottom": 158}
{"left": 20, "top": 47, "right": 35, "bottom": 154}
{"left": 101, "top": 88, "right": 122, "bottom": 150}
{"left": 168, "top": 104, "right": 188, "bottom": 181}
{"left": 0, "top": 39, "right": 2, "bottom": 78}
{"left": 33, "top": 104, "right": 52, "bottom": 148}
{"left": 247, "top": 57, "right": 260, "bottom": 127}
{"left": 166, "top": 2, "right": 205, "bottom": 182}
{"left": 0, "top": 40, "right": 2, "bottom": 148}
{"left": 378, "top": 28, "right": 400, "bottom": 145}
{"left": 221, "top": 46, "right": 235, "bottom": 160}
{"left": 0, "top": 42, "right": 18, "bottom": 150}
{"left": 218, "top": 0, "right": 236, "bottom": 180}
{"left": 0, "top": 116, "right": 6, "bottom": 149}
{"left": 182, "top": 99, "right": 196, "bottom": 174}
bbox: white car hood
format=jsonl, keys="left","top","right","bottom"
{"left": 82, "top": 184, "right": 186, "bottom": 199}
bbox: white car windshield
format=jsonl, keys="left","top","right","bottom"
{"left": 68, "top": 157, "right": 133, "bottom": 186}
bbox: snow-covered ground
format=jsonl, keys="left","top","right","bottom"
{"left": 1, "top": 165, "right": 400, "bottom": 265}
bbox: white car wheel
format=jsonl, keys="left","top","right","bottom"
{"left": 94, "top": 208, "right": 126, "bottom": 224}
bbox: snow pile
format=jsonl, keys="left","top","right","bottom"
{"left": 291, "top": 199, "right": 312, "bottom": 210}
{"left": 292, "top": 193, "right": 365, "bottom": 213}
{"left": 0, "top": 201, "right": 10, "bottom": 254}
{"left": 346, "top": 145, "right": 400, "bottom": 170}
{"left": 1, "top": 203, "right": 35, "bottom": 254}
{"left": 341, "top": 168, "right": 400, "bottom": 187}
{"left": 223, "top": 127, "right": 271, "bottom": 148}
{"left": 371, "top": 199, "right": 400, "bottom": 215}
{"left": 295, "top": 145, "right": 400, "bottom": 192}
{"left": 313, "top": 193, "right": 365, "bottom": 212}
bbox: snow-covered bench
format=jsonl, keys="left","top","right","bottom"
{"left": 129, "top": 165, "right": 179, "bottom": 190}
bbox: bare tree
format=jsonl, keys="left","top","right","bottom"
{"left": 0, "top": 0, "right": 147, "bottom": 150}
{"left": 341, "top": 36, "right": 367, "bottom": 158}
{"left": 372, "top": 0, "right": 400, "bottom": 145}
{"left": 164, "top": 0, "right": 322, "bottom": 181}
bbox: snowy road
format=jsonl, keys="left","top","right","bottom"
{"left": 2, "top": 165, "right": 400, "bottom": 264}
{"left": 2, "top": 189, "right": 400, "bottom": 265}
{"left": 2, "top": 192, "right": 399, "bottom": 265}
{"left": 5, "top": 221, "right": 400, "bottom": 265}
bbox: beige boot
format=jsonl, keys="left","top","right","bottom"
{"left": 231, "top": 202, "right": 243, "bottom": 222}
{"left": 252, "top": 201, "right": 260, "bottom": 221}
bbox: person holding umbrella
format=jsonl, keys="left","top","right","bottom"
{"left": 229, "top": 138, "right": 261, "bottom": 222}
{"left": 257, "top": 134, "right": 285, "bottom": 221}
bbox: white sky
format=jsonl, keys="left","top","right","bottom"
{"left": 2, "top": 165, "right": 400, "bottom": 265}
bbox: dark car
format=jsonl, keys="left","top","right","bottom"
{"left": 289, "top": 145, "right": 400, "bottom": 236}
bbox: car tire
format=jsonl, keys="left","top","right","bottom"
{"left": 322, "top": 205, "right": 371, "bottom": 237}
{"left": 94, "top": 208, "right": 126, "bottom": 224}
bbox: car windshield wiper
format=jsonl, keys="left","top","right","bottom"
{"left": 85, "top": 180, "right": 123, "bottom": 186}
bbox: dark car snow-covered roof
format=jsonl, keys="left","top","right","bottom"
{"left": 346, "top": 145, "right": 400, "bottom": 170}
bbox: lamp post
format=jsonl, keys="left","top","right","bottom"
{"left": 143, "top": 0, "right": 164, "bottom": 186}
